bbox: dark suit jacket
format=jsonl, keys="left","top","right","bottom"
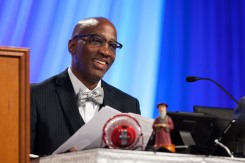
{"left": 31, "top": 69, "right": 140, "bottom": 156}
{"left": 233, "top": 96, "right": 245, "bottom": 121}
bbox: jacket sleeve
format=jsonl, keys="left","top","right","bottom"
{"left": 233, "top": 96, "right": 245, "bottom": 121}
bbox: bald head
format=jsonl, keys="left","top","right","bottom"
{"left": 68, "top": 17, "right": 118, "bottom": 89}
{"left": 71, "top": 17, "right": 117, "bottom": 39}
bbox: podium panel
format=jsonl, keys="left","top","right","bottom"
{"left": 0, "top": 46, "right": 30, "bottom": 163}
{"left": 31, "top": 148, "right": 245, "bottom": 163}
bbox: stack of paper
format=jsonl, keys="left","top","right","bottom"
{"left": 53, "top": 106, "right": 154, "bottom": 154}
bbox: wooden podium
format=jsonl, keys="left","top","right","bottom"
{"left": 0, "top": 46, "right": 30, "bottom": 163}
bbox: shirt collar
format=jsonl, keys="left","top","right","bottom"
{"left": 68, "top": 67, "right": 101, "bottom": 94}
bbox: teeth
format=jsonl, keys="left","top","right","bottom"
{"left": 95, "top": 60, "right": 106, "bottom": 65}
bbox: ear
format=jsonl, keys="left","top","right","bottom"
{"left": 68, "top": 39, "right": 76, "bottom": 55}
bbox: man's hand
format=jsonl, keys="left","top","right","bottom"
{"left": 66, "top": 147, "right": 77, "bottom": 152}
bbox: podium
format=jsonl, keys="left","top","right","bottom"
{"left": 0, "top": 46, "right": 30, "bottom": 163}
{"left": 31, "top": 148, "right": 245, "bottom": 163}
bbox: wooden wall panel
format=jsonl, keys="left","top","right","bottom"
{"left": 0, "top": 46, "right": 30, "bottom": 163}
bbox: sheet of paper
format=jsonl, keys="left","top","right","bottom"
{"left": 128, "top": 113, "right": 154, "bottom": 149}
{"left": 53, "top": 106, "right": 154, "bottom": 154}
{"left": 53, "top": 106, "right": 121, "bottom": 154}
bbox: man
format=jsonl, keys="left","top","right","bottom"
{"left": 233, "top": 96, "right": 245, "bottom": 121}
{"left": 31, "top": 17, "right": 141, "bottom": 156}
{"left": 152, "top": 103, "right": 174, "bottom": 152}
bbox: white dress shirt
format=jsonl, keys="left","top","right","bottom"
{"left": 68, "top": 67, "right": 101, "bottom": 123}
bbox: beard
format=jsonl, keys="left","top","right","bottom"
{"left": 159, "top": 112, "right": 166, "bottom": 119}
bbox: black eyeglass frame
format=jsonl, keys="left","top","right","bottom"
{"left": 72, "top": 33, "right": 123, "bottom": 51}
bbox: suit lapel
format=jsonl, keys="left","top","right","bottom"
{"left": 55, "top": 70, "right": 84, "bottom": 133}
{"left": 101, "top": 80, "right": 118, "bottom": 110}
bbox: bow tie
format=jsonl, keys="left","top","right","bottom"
{"left": 77, "top": 87, "right": 104, "bottom": 107}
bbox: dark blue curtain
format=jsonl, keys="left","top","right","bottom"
{"left": 154, "top": 0, "right": 245, "bottom": 117}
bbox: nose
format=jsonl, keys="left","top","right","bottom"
{"left": 98, "top": 43, "right": 114, "bottom": 57}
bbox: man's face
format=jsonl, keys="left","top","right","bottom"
{"left": 158, "top": 105, "right": 167, "bottom": 119}
{"left": 158, "top": 105, "right": 166, "bottom": 114}
{"left": 70, "top": 20, "right": 117, "bottom": 85}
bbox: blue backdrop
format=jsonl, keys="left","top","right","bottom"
{"left": 1, "top": 0, "right": 245, "bottom": 118}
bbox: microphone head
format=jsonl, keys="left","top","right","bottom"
{"left": 186, "top": 76, "right": 199, "bottom": 82}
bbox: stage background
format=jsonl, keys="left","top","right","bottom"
{"left": 1, "top": 0, "right": 244, "bottom": 118}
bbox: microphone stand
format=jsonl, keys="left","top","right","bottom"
{"left": 186, "top": 76, "right": 243, "bottom": 109}
{"left": 186, "top": 76, "right": 244, "bottom": 157}
{"left": 214, "top": 139, "right": 234, "bottom": 158}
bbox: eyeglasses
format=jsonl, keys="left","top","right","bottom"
{"left": 73, "top": 33, "right": 123, "bottom": 52}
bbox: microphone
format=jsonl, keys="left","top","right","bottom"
{"left": 186, "top": 76, "right": 199, "bottom": 82}
{"left": 186, "top": 76, "right": 243, "bottom": 109}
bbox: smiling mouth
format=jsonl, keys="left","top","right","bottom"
{"left": 94, "top": 59, "right": 107, "bottom": 65}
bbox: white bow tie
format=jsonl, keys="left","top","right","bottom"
{"left": 77, "top": 87, "right": 104, "bottom": 107}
